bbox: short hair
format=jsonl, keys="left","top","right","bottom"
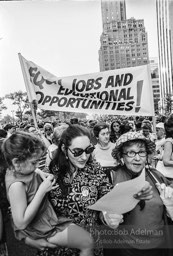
{"left": 93, "top": 123, "right": 109, "bottom": 138}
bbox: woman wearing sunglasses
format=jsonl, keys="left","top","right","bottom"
{"left": 25, "top": 125, "right": 153, "bottom": 256}
{"left": 25, "top": 124, "right": 113, "bottom": 256}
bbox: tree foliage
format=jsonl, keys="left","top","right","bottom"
{"left": 5, "top": 91, "right": 29, "bottom": 122}
{"left": 0, "top": 97, "right": 7, "bottom": 117}
{"left": 164, "top": 93, "right": 173, "bottom": 115}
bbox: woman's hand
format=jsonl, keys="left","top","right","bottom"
{"left": 102, "top": 211, "right": 123, "bottom": 229}
{"left": 134, "top": 181, "right": 153, "bottom": 200}
{"left": 25, "top": 237, "right": 57, "bottom": 250}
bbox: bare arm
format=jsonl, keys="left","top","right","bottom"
{"left": 163, "top": 141, "right": 173, "bottom": 166}
{"left": 9, "top": 176, "right": 57, "bottom": 230}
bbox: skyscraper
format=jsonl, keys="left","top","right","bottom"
{"left": 101, "top": 0, "right": 126, "bottom": 23}
{"left": 150, "top": 57, "right": 160, "bottom": 112}
{"left": 99, "top": 0, "right": 149, "bottom": 71}
{"left": 156, "top": 0, "right": 173, "bottom": 100}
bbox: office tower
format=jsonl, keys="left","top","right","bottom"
{"left": 101, "top": 0, "right": 126, "bottom": 23}
{"left": 156, "top": 0, "right": 173, "bottom": 100}
{"left": 99, "top": 0, "right": 149, "bottom": 71}
{"left": 150, "top": 57, "right": 160, "bottom": 112}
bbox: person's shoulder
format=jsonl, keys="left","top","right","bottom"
{"left": 147, "top": 166, "right": 170, "bottom": 185}
{"left": 165, "top": 138, "right": 173, "bottom": 143}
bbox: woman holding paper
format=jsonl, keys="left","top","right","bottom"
{"left": 103, "top": 131, "right": 173, "bottom": 256}
{"left": 24, "top": 125, "right": 152, "bottom": 256}
{"left": 25, "top": 124, "right": 113, "bottom": 256}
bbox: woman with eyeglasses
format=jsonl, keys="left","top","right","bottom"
{"left": 24, "top": 124, "right": 113, "bottom": 256}
{"left": 25, "top": 126, "right": 154, "bottom": 256}
{"left": 92, "top": 123, "right": 117, "bottom": 183}
{"left": 103, "top": 131, "right": 173, "bottom": 256}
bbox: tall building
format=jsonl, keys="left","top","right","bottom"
{"left": 150, "top": 57, "right": 160, "bottom": 112}
{"left": 99, "top": 0, "right": 149, "bottom": 71}
{"left": 101, "top": 0, "right": 126, "bottom": 23}
{"left": 156, "top": 0, "right": 173, "bottom": 100}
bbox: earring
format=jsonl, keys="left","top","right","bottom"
{"left": 66, "top": 155, "right": 68, "bottom": 159}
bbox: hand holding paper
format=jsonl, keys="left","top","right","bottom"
{"left": 134, "top": 181, "right": 153, "bottom": 200}
{"left": 88, "top": 169, "right": 147, "bottom": 214}
{"left": 102, "top": 211, "right": 123, "bottom": 229}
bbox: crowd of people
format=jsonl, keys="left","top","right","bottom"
{"left": 0, "top": 114, "right": 173, "bottom": 256}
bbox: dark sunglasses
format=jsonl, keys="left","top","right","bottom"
{"left": 68, "top": 145, "right": 95, "bottom": 157}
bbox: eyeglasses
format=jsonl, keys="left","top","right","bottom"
{"left": 68, "top": 145, "right": 95, "bottom": 157}
{"left": 123, "top": 151, "right": 147, "bottom": 158}
{"left": 45, "top": 128, "right": 52, "bottom": 132}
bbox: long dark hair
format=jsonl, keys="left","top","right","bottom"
{"left": 164, "top": 114, "right": 173, "bottom": 138}
{"left": 49, "top": 124, "right": 92, "bottom": 189}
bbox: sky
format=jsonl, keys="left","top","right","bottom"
{"left": 0, "top": 0, "right": 157, "bottom": 116}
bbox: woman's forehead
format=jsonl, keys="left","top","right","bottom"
{"left": 123, "top": 141, "right": 146, "bottom": 150}
{"left": 70, "top": 136, "right": 90, "bottom": 148}
{"left": 100, "top": 127, "right": 109, "bottom": 133}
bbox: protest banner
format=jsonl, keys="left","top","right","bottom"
{"left": 18, "top": 53, "right": 155, "bottom": 116}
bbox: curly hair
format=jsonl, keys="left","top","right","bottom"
{"left": 112, "top": 132, "right": 156, "bottom": 163}
{"left": 2, "top": 131, "right": 46, "bottom": 167}
{"left": 113, "top": 140, "right": 149, "bottom": 163}
{"left": 93, "top": 122, "right": 109, "bottom": 138}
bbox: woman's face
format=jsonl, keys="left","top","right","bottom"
{"left": 122, "top": 142, "right": 147, "bottom": 173}
{"left": 112, "top": 122, "right": 120, "bottom": 132}
{"left": 68, "top": 135, "right": 91, "bottom": 170}
{"left": 98, "top": 128, "right": 110, "bottom": 145}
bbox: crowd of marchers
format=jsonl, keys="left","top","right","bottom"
{"left": 0, "top": 114, "right": 173, "bottom": 256}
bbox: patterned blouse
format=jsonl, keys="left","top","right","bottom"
{"left": 37, "top": 159, "right": 113, "bottom": 256}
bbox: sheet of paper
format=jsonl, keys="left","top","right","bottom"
{"left": 88, "top": 169, "right": 145, "bottom": 214}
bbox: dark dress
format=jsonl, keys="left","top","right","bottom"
{"left": 37, "top": 160, "right": 113, "bottom": 256}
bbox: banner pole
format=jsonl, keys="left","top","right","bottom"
{"left": 18, "top": 53, "right": 38, "bottom": 129}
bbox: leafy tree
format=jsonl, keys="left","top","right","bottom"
{"left": 0, "top": 97, "right": 7, "bottom": 118}
{"left": 164, "top": 93, "right": 173, "bottom": 116}
{"left": 1, "top": 114, "right": 13, "bottom": 124}
{"left": 5, "top": 91, "right": 29, "bottom": 122}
